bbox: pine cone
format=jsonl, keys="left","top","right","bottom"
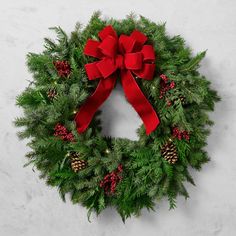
{"left": 178, "top": 95, "right": 186, "bottom": 104}
{"left": 70, "top": 152, "right": 87, "bottom": 172}
{"left": 47, "top": 88, "right": 57, "bottom": 100}
{"left": 161, "top": 140, "right": 178, "bottom": 164}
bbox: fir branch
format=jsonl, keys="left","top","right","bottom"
{"left": 180, "top": 51, "right": 206, "bottom": 72}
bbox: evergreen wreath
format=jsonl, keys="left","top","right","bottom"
{"left": 15, "top": 12, "right": 220, "bottom": 221}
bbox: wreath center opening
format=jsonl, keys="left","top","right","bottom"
{"left": 100, "top": 83, "right": 142, "bottom": 140}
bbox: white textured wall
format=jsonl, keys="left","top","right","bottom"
{"left": 0, "top": 0, "right": 236, "bottom": 235}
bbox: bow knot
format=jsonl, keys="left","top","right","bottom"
{"left": 75, "top": 26, "right": 160, "bottom": 135}
{"left": 115, "top": 55, "right": 124, "bottom": 69}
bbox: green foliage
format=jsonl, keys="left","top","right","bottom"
{"left": 180, "top": 51, "right": 206, "bottom": 72}
{"left": 15, "top": 12, "right": 220, "bottom": 221}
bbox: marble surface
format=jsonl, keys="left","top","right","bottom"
{"left": 0, "top": 0, "right": 236, "bottom": 235}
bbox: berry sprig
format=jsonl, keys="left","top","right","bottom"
{"left": 159, "top": 74, "right": 176, "bottom": 99}
{"left": 54, "top": 123, "right": 74, "bottom": 141}
{"left": 53, "top": 60, "right": 71, "bottom": 77}
{"left": 100, "top": 164, "right": 123, "bottom": 195}
{"left": 172, "top": 127, "right": 190, "bottom": 141}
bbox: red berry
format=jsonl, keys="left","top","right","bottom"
{"left": 169, "top": 81, "right": 175, "bottom": 89}
{"left": 160, "top": 74, "right": 168, "bottom": 82}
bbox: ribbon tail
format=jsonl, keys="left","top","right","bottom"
{"left": 75, "top": 75, "right": 116, "bottom": 133}
{"left": 121, "top": 70, "right": 160, "bottom": 135}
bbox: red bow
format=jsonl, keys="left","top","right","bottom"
{"left": 75, "top": 25, "right": 160, "bottom": 135}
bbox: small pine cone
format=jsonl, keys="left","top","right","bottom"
{"left": 70, "top": 152, "right": 87, "bottom": 172}
{"left": 47, "top": 88, "right": 57, "bottom": 100}
{"left": 172, "top": 95, "right": 186, "bottom": 107}
{"left": 178, "top": 95, "right": 186, "bottom": 104}
{"left": 161, "top": 140, "right": 178, "bottom": 164}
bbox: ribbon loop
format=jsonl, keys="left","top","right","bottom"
{"left": 84, "top": 39, "right": 102, "bottom": 58}
{"left": 98, "top": 36, "right": 117, "bottom": 58}
{"left": 134, "top": 64, "right": 156, "bottom": 80}
{"left": 75, "top": 25, "right": 160, "bottom": 135}
{"left": 141, "top": 45, "right": 155, "bottom": 62}
{"left": 96, "top": 58, "right": 116, "bottom": 78}
{"left": 85, "top": 62, "right": 102, "bottom": 80}
{"left": 99, "top": 25, "right": 117, "bottom": 40}
{"left": 119, "top": 35, "right": 136, "bottom": 53}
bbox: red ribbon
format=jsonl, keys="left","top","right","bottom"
{"left": 75, "top": 25, "right": 160, "bottom": 135}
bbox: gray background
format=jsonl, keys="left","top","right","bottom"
{"left": 0, "top": 0, "right": 236, "bottom": 235}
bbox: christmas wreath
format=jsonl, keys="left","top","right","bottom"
{"left": 15, "top": 13, "right": 220, "bottom": 221}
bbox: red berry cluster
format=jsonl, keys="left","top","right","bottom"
{"left": 172, "top": 127, "right": 190, "bottom": 141}
{"left": 54, "top": 123, "right": 74, "bottom": 141}
{"left": 159, "top": 74, "right": 175, "bottom": 99}
{"left": 100, "top": 164, "right": 123, "bottom": 195}
{"left": 53, "top": 60, "right": 71, "bottom": 77}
